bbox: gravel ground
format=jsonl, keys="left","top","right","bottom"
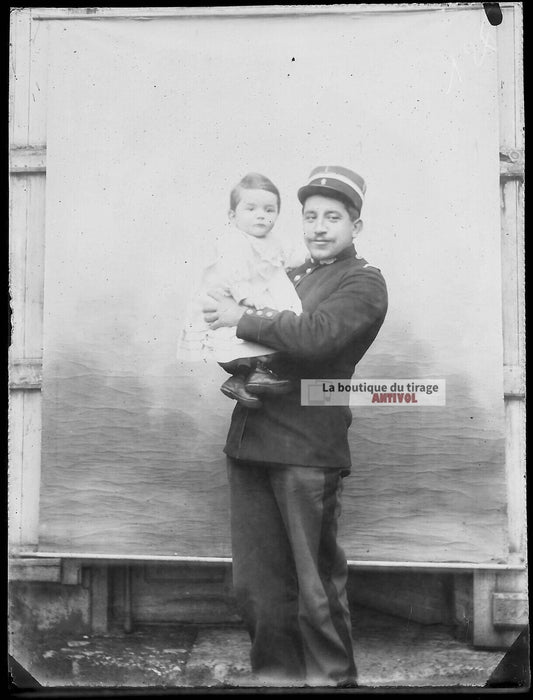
{"left": 10, "top": 605, "right": 510, "bottom": 690}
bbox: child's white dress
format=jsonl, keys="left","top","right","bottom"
{"left": 179, "top": 224, "right": 303, "bottom": 364}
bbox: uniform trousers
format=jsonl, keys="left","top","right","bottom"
{"left": 226, "top": 457, "right": 357, "bottom": 686}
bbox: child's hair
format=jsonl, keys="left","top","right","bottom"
{"left": 230, "top": 173, "right": 281, "bottom": 212}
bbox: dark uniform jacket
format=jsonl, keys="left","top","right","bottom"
{"left": 223, "top": 244, "right": 388, "bottom": 471}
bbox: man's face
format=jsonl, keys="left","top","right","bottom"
{"left": 302, "top": 194, "right": 360, "bottom": 261}
{"left": 229, "top": 189, "right": 279, "bottom": 238}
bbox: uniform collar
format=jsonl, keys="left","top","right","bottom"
{"left": 310, "top": 244, "right": 357, "bottom": 266}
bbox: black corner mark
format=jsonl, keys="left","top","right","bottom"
{"left": 8, "top": 656, "right": 42, "bottom": 690}
{"left": 485, "top": 626, "right": 530, "bottom": 688}
{"left": 483, "top": 3, "right": 503, "bottom": 26}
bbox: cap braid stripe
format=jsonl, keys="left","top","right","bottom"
{"left": 309, "top": 171, "right": 365, "bottom": 203}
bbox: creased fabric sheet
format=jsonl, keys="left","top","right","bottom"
{"left": 41, "top": 8, "right": 506, "bottom": 561}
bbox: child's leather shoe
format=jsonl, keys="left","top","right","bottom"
{"left": 220, "top": 375, "right": 263, "bottom": 409}
{"left": 245, "top": 362, "right": 295, "bottom": 395}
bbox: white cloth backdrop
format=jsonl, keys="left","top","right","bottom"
{"left": 40, "top": 8, "right": 507, "bottom": 562}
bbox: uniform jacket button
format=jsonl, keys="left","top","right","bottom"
{"left": 294, "top": 275, "right": 301, "bottom": 281}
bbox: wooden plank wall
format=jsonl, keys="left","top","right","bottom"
{"left": 498, "top": 5, "right": 526, "bottom": 560}
{"left": 469, "top": 4, "right": 527, "bottom": 649}
{"left": 9, "top": 8, "right": 48, "bottom": 550}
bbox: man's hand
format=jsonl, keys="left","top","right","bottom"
{"left": 202, "top": 288, "right": 247, "bottom": 330}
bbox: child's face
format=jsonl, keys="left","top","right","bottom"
{"left": 229, "top": 189, "right": 279, "bottom": 238}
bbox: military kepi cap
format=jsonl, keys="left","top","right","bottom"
{"left": 297, "top": 165, "right": 366, "bottom": 216}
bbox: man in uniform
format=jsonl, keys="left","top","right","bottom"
{"left": 203, "top": 166, "right": 388, "bottom": 687}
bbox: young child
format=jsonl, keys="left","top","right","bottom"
{"left": 179, "top": 173, "right": 303, "bottom": 409}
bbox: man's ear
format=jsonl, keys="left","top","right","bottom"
{"left": 228, "top": 209, "right": 236, "bottom": 223}
{"left": 352, "top": 219, "right": 364, "bottom": 238}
